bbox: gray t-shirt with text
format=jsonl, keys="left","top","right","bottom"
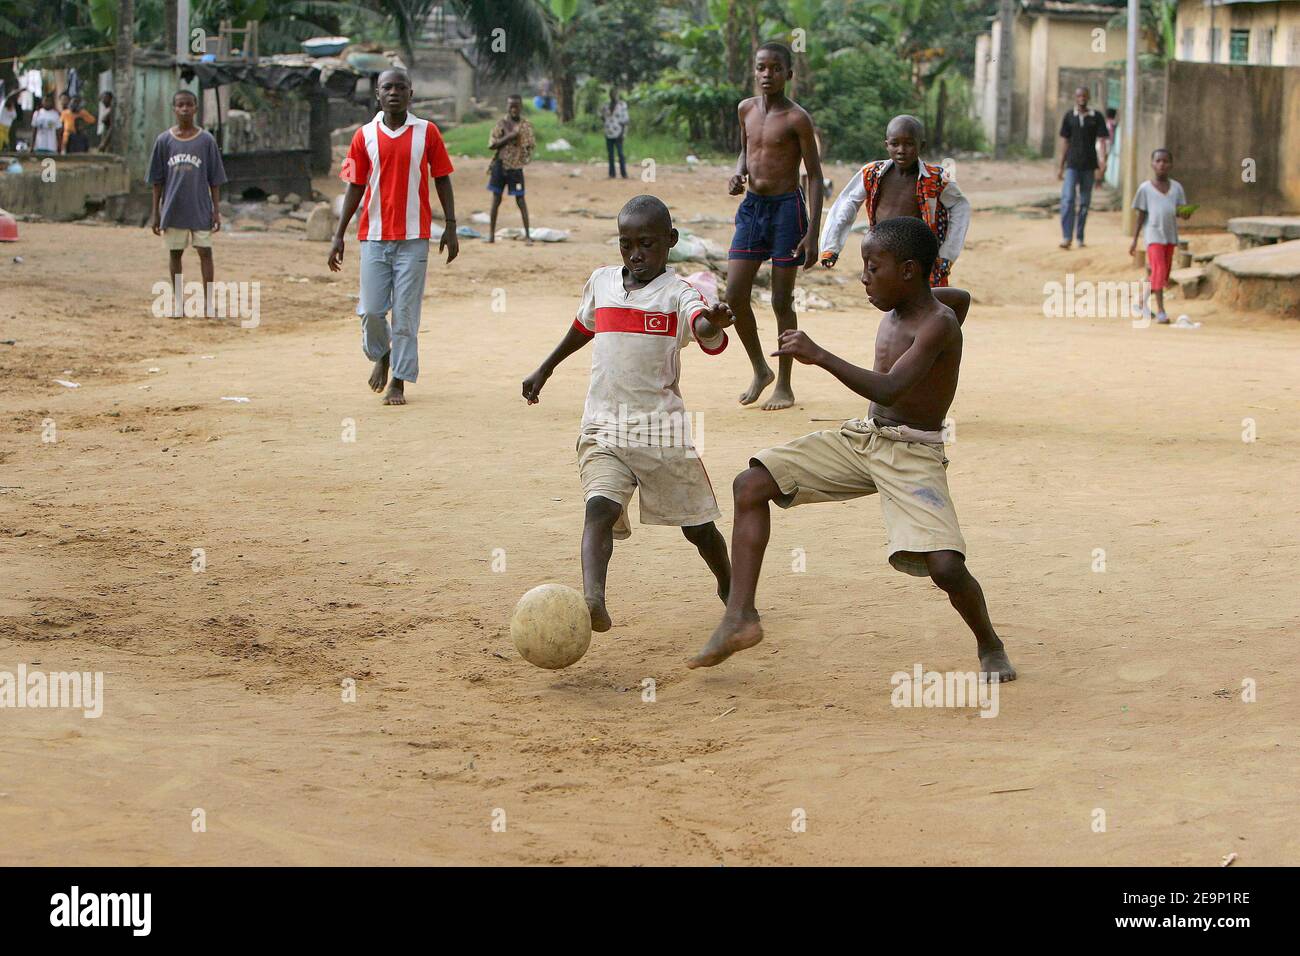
{"left": 147, "top": 129, "right": 228, "bottom": 231}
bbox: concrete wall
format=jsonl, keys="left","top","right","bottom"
{"left": 0, "top": 155, "right": 130, "bottom": 220}
{"left": 1161, "top": 60, "right": 1300, "bottom": 223}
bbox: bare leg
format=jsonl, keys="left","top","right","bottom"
{"left": 922, "top": 550, "right": 1016, "bottom": 681}
{"left": 487, "top": 193, "right": 502, "bottom": 243}
{"left": 725, "top": 257, "right": 775, "bottom": 405}
{"left": 763, "top": 265, "right": 798, "bottom": 410}
{"left": 168, "top": 251, "right": 184, "bottom": 317}
{"left": 197, "top": 247, "right": 214, "bottom": 318}
{"left": 581, "top": 496, "right": 621, "bottom": 632}
{"left": 687, "top": 465, "right": 777, "bottom": 668}
{"left": 517, "top": 195, "right": 531, "bottom": 244}
{"left": 681, "top": 522, "right": 731, "bottom": 603}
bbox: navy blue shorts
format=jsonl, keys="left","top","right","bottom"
{"left": 488, "top": 161, "right": 525, "bottom": 197}
{"left": 728, "top": 189, "right": 807, "bottom": 266}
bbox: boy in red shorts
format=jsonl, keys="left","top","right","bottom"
{"left": 1129, "top": 148, "right": 1191, "bottom": 325}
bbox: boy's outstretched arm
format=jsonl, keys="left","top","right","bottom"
{"left": 522, "top": 324, "right": 592, "bottom": 404}
{"left": 932, "top": 287, "right": 970, "bottom": 326}
{"left": 772, "top": 322, "right": 951, "bottom": 407}
{"left": 818, "top": 170, "right": 868, "bottom": 268}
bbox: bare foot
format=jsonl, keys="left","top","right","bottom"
{"left": 761, "top": 384, "right": 794, "bottom": 411}
{"left": 487, "top": 236, "right": 495, "bottom": 244}
{"left": 381, "top": 380, "right": 406, "bottom": 406}
{"left": 979, "top": 644, "right": 1017, "bottom": 682}
{"left": 587, "top": 597, "right": 611, "bottom": 633}
{"left": 739, "top": 366, "right": 775, "bottom": 406}
{"left": 368, "top": 353, "right": 389, "bottom": 393}
{"left": 687, "top": 612, "right": 763, "bottom": 668}
{"left": 525, "top": 237, "right": 534, "bottom": 246}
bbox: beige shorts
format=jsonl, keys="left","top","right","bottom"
{"left": 754, "top": 418, "right": 966, "bottom": 576}
{"left": 165, "top": 228, "right": 213, "bottom": 251}
{"left": 577, "top": 434, "right": 721, "bottom": 540}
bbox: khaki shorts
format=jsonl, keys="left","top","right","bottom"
{"left": 577, "top": 434, "right": 721, "bottom": 540}
{"left": 754, "top": 418, "right": 966, "bottom": 576}
{"left": 165, "top": 228, "right": 213, "bottom": 251}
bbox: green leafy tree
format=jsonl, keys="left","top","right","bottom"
{"left": 567, "top": 0, "right": 671, "bottom": 94}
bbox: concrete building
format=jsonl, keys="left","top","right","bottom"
{"left": 1175, "top": 0, "right": 1300, "bottom": 65}
{"left": 973, "top": 0, "right": 1140, "bottom": 156}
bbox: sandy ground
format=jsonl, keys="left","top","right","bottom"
{"left": 2, "top": 158, "right": 1298, "bottom": 866}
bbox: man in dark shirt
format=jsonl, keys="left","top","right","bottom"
{"left": 1056, "top": 86, "right": 1109, "bottom": 249}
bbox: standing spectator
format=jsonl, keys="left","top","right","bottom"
{"left": 30, "top": 95, "right": 62, "bottom": 155}
{"left": 1056, "top": 86, "right": 1109, "bottom": 249}
{"left": 55, "top": 92, "right": 69, "bottom": 152}
{"left": 601, "top": 88, "right": 629, "bottom": 179}
{"left": 533, "top": 78, "right": 556, "bottom": 112}
{"left": 147, "top": 90, "right": 227, "bottom": 319}
{"left": 97, "top": 92, "right": 114, "bottom": 151}
{"left": 486, "top": 93, "right": 536, "bottom": 243}
{"left": 61, "top": 96, "right": 96, "bottom": 154}
{"left": 0, "top": 93, "right": 18, "bottom": 153}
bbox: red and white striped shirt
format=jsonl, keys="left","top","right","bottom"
{"left": 343, "top": 111, "right": 454, "bottom": 241}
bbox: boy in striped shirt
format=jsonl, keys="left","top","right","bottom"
{"left": 328, "top": 69, "right": 459, "bottom": 406}
{"left": 522, "top": 196, "right": 736, "bottom": 632}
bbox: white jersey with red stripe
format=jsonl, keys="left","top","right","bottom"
{"left": 573, "top": 266, "right": 727, "bottom": 448}
{"left": 343, "top": 111, "right": 454, "bottom": 241}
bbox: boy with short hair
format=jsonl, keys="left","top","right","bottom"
{"left": 726, "top": 40, "right": 824, "bottom": 411}
{"left": 689, "top": 216, "right": 1015, "bottom": 683}
{"left": 30, "top": 95, "right": 61, "bottom": 155}
{"left": 486, "top": 94, "right": 535, "bottom": 244}
{"left": 61, "top": 96, "right": 95, "bottom": 154}
{"left": 819, "top": 114, "right": 970, "bottom": 288}
{"left": 523, "top": 195, "right": 736, "bottom": 632}
{"left": 329, "top": 69, "right": 459, "bottom": 406}
{"left": 147, "top": 90, "right": 227, "bottom": 318}
{"left": 1129, "top": 148, "right": 1191, "bottom": 326}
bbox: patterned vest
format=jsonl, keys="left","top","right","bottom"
{"left": 861, "top": 160, "right": 952, "bottom": 287}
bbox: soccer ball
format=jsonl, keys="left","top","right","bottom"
{"left": 510, "top": 584, "right": 592, "bottom": 669}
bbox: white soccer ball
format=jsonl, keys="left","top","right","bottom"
{"left": 510, "top": 584, "right": 592, "bottom": 669}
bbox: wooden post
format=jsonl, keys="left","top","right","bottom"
{"left": 109, "top": 0, "right": 135, "bottom": 159}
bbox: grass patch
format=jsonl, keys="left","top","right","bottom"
{"left": 439, "top": 105, "right": 732, "bottom": 167}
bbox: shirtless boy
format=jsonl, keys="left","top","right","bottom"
{"left": 726, "top": 41, "right": 824, "bottom": 411}
{"left": 523, "top": 196, "right": 736, "bottom": 631}
{"left": 819, "top": 115, "right": 970, "bottom": 288}
{"left": 689, "top": 217, "right": 1015, "bottom": 682}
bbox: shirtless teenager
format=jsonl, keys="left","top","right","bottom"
{"left": 726, "top": 41, "right": 824, "bottom": 411}
{"left": 819, "top": 115, "right": 971, "bottom": 288}
{"left": 689, "top": 217, "right": 1015, "bottom": 682}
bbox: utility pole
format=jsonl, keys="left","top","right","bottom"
{"left": 1121, "top": 0, "right": 1139, "bottom": 237}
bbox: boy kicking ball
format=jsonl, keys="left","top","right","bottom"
{"left": 523, "top": 196, "right": 736, "bottom": 632}
{"left": 688, "top": 217, "right": 1015, "bottom": 682}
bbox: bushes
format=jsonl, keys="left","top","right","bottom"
{"left": 633, "top": 72, "right": 746, "bottom": 154}
{"left": 803, "top": 48, "right": 917, "bottom": 163}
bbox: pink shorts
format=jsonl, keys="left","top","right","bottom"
{"left": 1146, "top": 243, "right": 1176, "bottom": 291}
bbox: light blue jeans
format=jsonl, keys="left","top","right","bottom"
{"left": 357, "top": 238, "right": 429, "bottom": 383}
{"left": 1060, "top": 167, "right": 1096, "bottom": 243}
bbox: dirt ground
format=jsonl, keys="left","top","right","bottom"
{"left": 2, "top": 158, "right": 1297, "bottom": 866}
